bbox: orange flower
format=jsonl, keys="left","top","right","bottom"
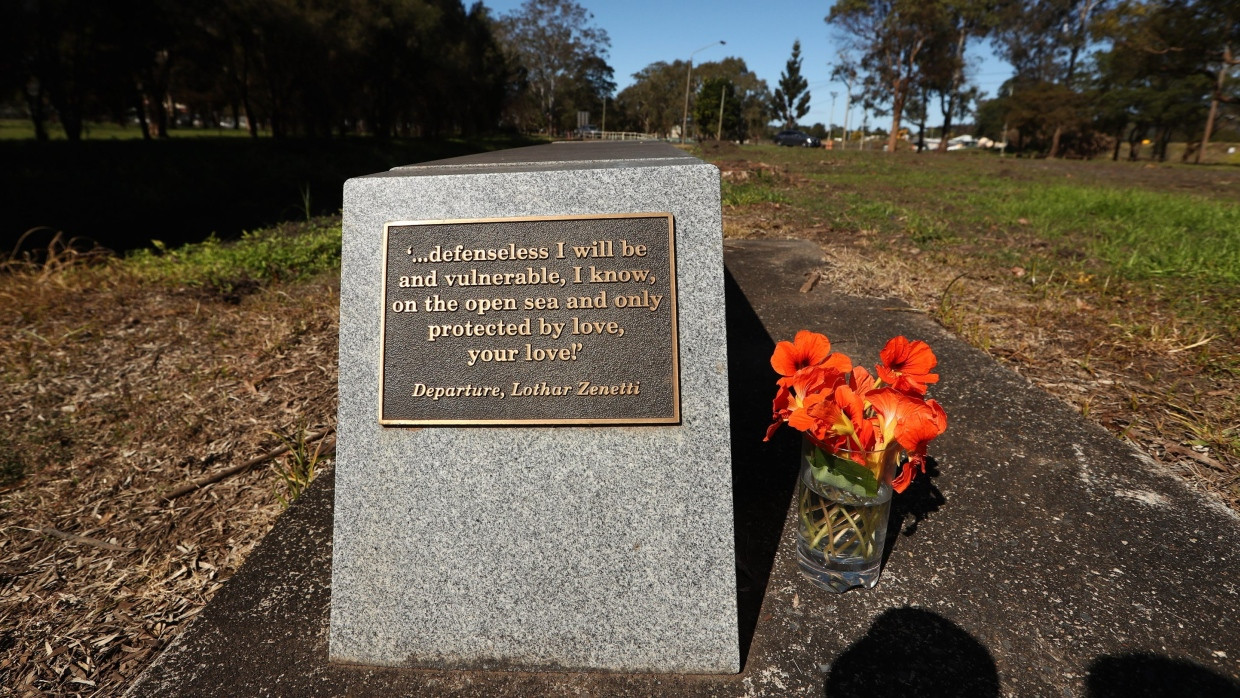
{"left": 876, "top": 336, "right": 939, "bottom": 395}
{"left": 789, "top": 384, "right": 874, "bottom": 454}
{"left": 849, "top": 365, "right": 875, "bottom": 397}
{"left": 765, "top": 365, "right": 846, "bottom": 441}
{"left": 768, "top": 330, "right": 947, "bottom": 493}
{"left": 771, "top": 330, "right": 832, "bottom": 378}
{"left": 870, "top": 389, "right": 948, "bottom": 493}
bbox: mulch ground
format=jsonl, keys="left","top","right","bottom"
{"left": 0, "top": 262, "right": 338, "bottom": 695}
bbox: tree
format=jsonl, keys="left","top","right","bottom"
{"left": 615, "top": 61, "right": 684, "bottom": 136}
{"left": 1100, "top": 0, "right": 1239, "bottom": 163}
{"left": 557, "top": 52, "right": 615, "bottom": 133}
{"left": 616, "top": 56, "right": 770, "bottom": 140}
{"left": 991, "top": 0, "right": 1110, "bottom": 156}
{"left": 827, "top": 0, "right": 948, "bottom": 154}
{"left": 497, "top": 0, "right": 611, "bottom": 134}
{"left": 831, "top": 53, "right": 861, "bottom": 147}
{"left": 918, "top": 0, "right": 997, "bottom": 151}
{"left": 772, "top": 40, "right": 811, "bottom": 127}
{"left": 3, "top": 0, "right": 517, "bottom": 142}
{"left": 695, "top": 57, "right": 772, "bottom": 141}
{"left": 693, "top": 77, "right": 743, "bottom": 141}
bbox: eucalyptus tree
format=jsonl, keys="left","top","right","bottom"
{"left": 991, "top": 0, "right": 1111, "bottom": 156}
{"left": 695, "top": 57, "right": 773, "bottom": 140}
{"left": 1099, "top": 0, "right": 1239, "bottom": 162}
{"left": 497, "top": 0, "right": 612, "bottom": 134}
{"left": 827, "top": 0, "right": 951, "bottom": 154}
{"left": 615, "top": 61, "right": 685, "bottom": 136}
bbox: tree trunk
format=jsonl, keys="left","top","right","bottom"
{"left": 149, "top": 90, "right": 169, "bottom": 139}
{"left": 1049, "top": 124, "right": 1064, "bottom": 158}
{"left": 938, "top": 29, "right": 967, "bottom": 153}
{"left": 916, "top": 88, "right": 928, "bottom": 152}
{"left": 938, "top": 94, "right": 955, "bottom": 153}
{"left": 1154, "top": 125, "right": 1171, "bottom": 162}
{"left": 887, "top": 79, "right": 906, "bottom": 155}
{"left": 134, "top": 88, "right": 151, "bottom": 142}
{"left": 54, "top": 89, "right": 84, "bottom": 142}
{"left": 1111, "top": 128, "right": 1122, "bottom": 161}
{"left": 1195, "top": 43, "right": 1230, "bottom": 164}
{"left": 1127, "top": 125, "right": 1142, "bottom": 161}
{"left": 25, "top": 84, "right": 49, "bottom": 142}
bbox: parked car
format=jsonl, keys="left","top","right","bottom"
{"left": 774, "top": 129, "right": 821, "bottom": 147}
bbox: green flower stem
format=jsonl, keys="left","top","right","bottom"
{"left": 799, "top": 485, "right": 885, "bottom": 561}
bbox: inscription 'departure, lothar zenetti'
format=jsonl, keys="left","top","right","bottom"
{"left": 378, "top": 213, "right": 680, "bottom": 425}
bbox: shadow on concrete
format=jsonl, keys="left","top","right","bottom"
{"left": 825, "top": 607, "right": 1000, "bottom": 697}
{"left": 883, "top": 455, "right": 946, "bottom": 568}
{"left": 724, "top": 268, "right": 798, "bottom": 669}
{"left": 1086, "top": 653, "right": 1240, "bottom": 697}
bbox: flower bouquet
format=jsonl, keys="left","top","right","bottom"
{"left": 765, "top": 330, "right": 947, "bottom": 592}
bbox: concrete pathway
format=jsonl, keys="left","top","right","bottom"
{"left": 128, "top": 240, "right": 1240, "bottom": 697}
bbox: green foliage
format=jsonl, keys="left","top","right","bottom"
{"left": 809, "top": 445, "right": 878, "bottom": 498}
{"left": 694, "top": 77, "right": 745, "bottom": 141}
{"left": 126, "top": 218, "right": 342, "bottom": 293}
{"left": 614, "top": 56, "right": 771, "bottom": 140}
{"left": 772, "top": 40, "right": 811, "bottom": 128}
{"left": 4, "top": 0, "right": 514, "bottom": 142}
{"left": 613, "top": 60, "right": 687, "bottom": 137}
{"left": 693, "top": 57, "right": 774, "bottom": 142}
{"left": 497, "top": 0, "right": 613, "bottom": 134}
{"left": 269, "top": 423, "right": 328, "bottom": 509}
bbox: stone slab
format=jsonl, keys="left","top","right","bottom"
{"left": 128, "top": 240, "right": 1240, "bottom": 696}
{"left": 330, "top": 142, "right": 738, "bottom": 673}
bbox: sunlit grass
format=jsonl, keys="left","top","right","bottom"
{"left": 125, "top": 216, "right": 342, "bottom": 292}
{"left": 995, "top": 185, "right": 1240, "bottom": 284}
{"left": 0, "top": 117, "right": 264, "bottom": 141}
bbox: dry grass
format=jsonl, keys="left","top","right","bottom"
{"left": 0, "top": 245, "right": 338, "bottom": 695}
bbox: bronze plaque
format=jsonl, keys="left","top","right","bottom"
{"left": 379, "top": 213, "right": 680, "bottom": 425}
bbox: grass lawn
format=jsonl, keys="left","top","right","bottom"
{"left": 0, "top": 117, "right": 265, "bottom": 141}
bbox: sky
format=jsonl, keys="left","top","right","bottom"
{"left": 482, "top": 0, "right": 1015, "bottom": 132}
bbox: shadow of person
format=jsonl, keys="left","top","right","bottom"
{"left": 826, "top": 607, "right": 999, "bottom": 698}
{"left": 1086, "top": 653, "right": 1240, "bottom": 697}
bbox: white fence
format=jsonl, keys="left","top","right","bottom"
{"left": 580, "top": 130, "right": 664, "bottom": 141}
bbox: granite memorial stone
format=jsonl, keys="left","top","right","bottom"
{"left": 331, "top": 142, "right": 737, "bottom": 673}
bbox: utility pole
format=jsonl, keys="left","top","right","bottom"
{"left": 829, "top": 91, "right": 838, "bottom": 148}
{"left": 716, "top": 85, "right": 727, "bottom": 141}
{"left": 681, "top": 41, "right": 726, "bottom": 144}
{"left": 841, "top": 83, "right": 853, "bottom": 150}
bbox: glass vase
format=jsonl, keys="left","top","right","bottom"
{"left": 795, "top": 438, "right": 901, "bottom": 593}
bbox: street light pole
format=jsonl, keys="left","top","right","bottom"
{"left": 681, "top": 40, "right": 725, "bottom": 144}
{"left": 829, "top": 91, "right": 838, "bottom": 148}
